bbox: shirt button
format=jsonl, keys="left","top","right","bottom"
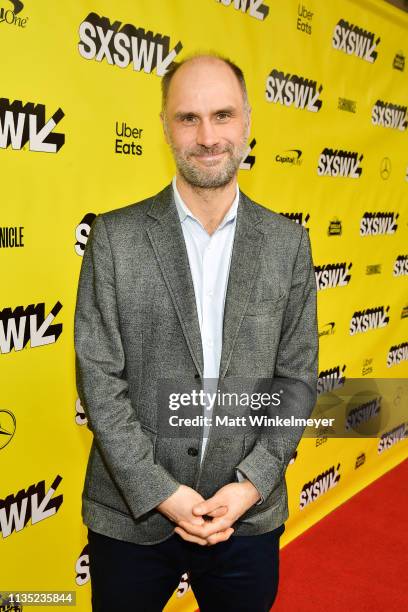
{"left": 187, "top": 447, "right": 198, "bottom": 456}
{"left": 207, "top": 290, "right": 213, "bottom": 297}
{"left": 207, "top": 339, "right": 214, "bottom": 347}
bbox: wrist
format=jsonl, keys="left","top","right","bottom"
{"left": 240, "top": 479, "right": 261, "bottom": 504}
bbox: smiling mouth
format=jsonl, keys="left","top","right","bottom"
{"left": 194, "top": 152, "right": 226, "bottom": 163}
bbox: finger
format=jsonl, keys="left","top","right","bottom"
{"left": 192, "top": 496, "right": 224, "bottom": 517}
{"left": 189, "top": 516, "right": 205, "bottom": 525}
{"left": 179, "top": 516, "right": 231, "bottom": 539}
{"left": 174, "top": 526, "right": 208, "bottom": 546}
{"left": 206, "top": 505, "right": 228, "bottom": 518}
{"left": 207, "top": 528, "right": 234, "bottom": 546}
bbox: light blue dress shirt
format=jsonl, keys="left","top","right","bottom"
{"left": 172, "top": 176, "right": 262, "bottom": 503}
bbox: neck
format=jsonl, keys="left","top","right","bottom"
{"left": 175, "top": 173, "right": 237, "bottom": 235}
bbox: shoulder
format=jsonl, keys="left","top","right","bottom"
{"left": 241, "top": 190, "right": 305, "bottom": 243}
{"left": 98, "top": 189, "right": 162, "bottom": 224}
{"left": 92, "top": 183, "right": 172, "bottom": 237}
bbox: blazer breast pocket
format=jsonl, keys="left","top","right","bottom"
{"left": 244, "top": 294, "right": 287, "bottom": 317}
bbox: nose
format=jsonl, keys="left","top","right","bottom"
{"left": 196, "top": 118, "right": 219, "bottom": 148}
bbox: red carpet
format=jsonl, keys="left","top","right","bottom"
{"left": 273, "top": 458, "right": 408, "bottom": 611}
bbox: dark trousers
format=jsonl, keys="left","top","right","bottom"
{"left": 87, "top": 523, "right": 285, "bottom": 612}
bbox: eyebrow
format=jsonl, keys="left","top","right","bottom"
{"left": 174, "top": 106, "right": 237, "bottom": 120}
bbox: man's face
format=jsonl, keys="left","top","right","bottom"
{"left": 161, "top": 58, "right": 250, "bottom": 189}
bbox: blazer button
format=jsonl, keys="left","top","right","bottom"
{"left": 194, "top": 373, "right": 200, "bottom": 379}
{"left": 187, "top": 447, "right": 198, "bottom": 456}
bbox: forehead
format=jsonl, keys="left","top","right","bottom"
{"left": 166, "top": 58, "right": 244, "bottom": 112}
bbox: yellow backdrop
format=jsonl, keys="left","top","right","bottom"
{"left": 1, "top": 0, "right": 407, "bottom": 610}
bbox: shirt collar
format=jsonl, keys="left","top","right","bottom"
{"left": 172, "top": 175, "right": 239, "bottom": 229}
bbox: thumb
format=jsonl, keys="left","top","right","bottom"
{"left": 206, "top": 505, "right": 228, "bottom": 518}
{"left": 192, "top": 494, "right": 224, "bottom": 516}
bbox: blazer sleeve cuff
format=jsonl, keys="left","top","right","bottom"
{"left": 235, "top": 468, "right": 264, "bottom": 505}
{"left": 235, "top": 441, "right": 284, "bottom": 503}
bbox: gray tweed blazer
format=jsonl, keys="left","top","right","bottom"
{"left": 74, "top": 182, "right": 318, "bottom": 544}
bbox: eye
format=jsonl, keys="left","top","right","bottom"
{"left": 216, "top": 112, "right": 231, "bottom": 121}
{"left": 182, "top": 115, "right": 197, "bottom": 123}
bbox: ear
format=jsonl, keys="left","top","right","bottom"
{"left": 245, "top": 105, "right": 252, "bottom": 139}
{"left": 160, "top": 111, "right": 169, "bottom": 144}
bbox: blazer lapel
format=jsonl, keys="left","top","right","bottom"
{"left": 146, "top": 183, "right": 204, "bottom": 376}
{"left": 146, "top": 183, "right": 264, "bottom": 380}
{"left": 219, "top": 191, "right": 264, "bottom": 379}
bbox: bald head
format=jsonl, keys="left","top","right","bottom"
{"left": 161, "top": 53, "right": 249, "bottom": 116}
{"left": 159, "top": 52, "right": 251, "bottom": 190}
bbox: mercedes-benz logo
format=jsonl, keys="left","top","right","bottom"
{"left": 0, "top": 410, "right": 16, "bottom": 450}
{"left": 380, "top": 157, "right": 391, "bottom": 180}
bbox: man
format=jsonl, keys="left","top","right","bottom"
{"left": 74, "top": 52, "right": 318, "bottom": 611}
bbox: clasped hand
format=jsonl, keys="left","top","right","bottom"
{"left": 157, "top": 482, "right": 261, "bottom": 546}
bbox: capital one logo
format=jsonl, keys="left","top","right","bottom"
{"left": 9, "top": 0, "right": 23, "bottom": 13}
{"left": 0, "top": 0, "right": 27, "bottom": 27}
{"left": 0, "top": 98, "right": 65, "bottom": 153}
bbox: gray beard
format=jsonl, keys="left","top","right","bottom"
{"left": 169, "top": 141, "right": 247, "bottom": 189}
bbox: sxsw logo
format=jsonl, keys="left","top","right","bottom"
{"left": 0, "top": 302, "right": 63, "bottom": 354}
{"left": 76, "top": 544, "right": 90, "bottom": 586}
{"left": 332, "top": 19, "right": 380, "bottom": 63}
{"left": 215, "top": 0, "right": 269, "bottom": 21}
{"left": 75, "top": 397, "right": 87, "bottom": 426}
{"left": 387, "top": 342, "right": 408, "bottom": 368}
{"left": 393, "top": 255, "right": 408, "bottom": 277}
{"left": 315, "top": 262, "right": 352, "bottom": 290}
{"left": 78, "top": 13, "right": 182, "bottom": 76}
{"left": 349, "top": 305, "right": 390, "bottom": 335}
{"left": 176, "top": 573, "right": 192, "bottom": 598}
{"left": 0, "top": 475, "right": 63, "bottom": 538}
{"left": 345, "top": 397, "right": 381, "bottom": 431}
{"left": 371, "top": 100, "right": 407, "bottom": 131}
{"left": 317, "top": 148, "right": 363, "bottom": 178}
{"left": 360, "top": 212, "right": 398, "bottom": 236}
{"left": 299, "top": 463, "right": 341, "bottom": 509}
{"left": 266, "top": 69, "right": 323, "bottom": 112}
{"left": 0, "top": 98, "right": 65, "bottom": 153}
{"left": 240, "top": 137, "right": 256, "bottom": 169}
{"left": 317, "top": 364, "right": 346, "bottom": 395}
{"left": 75, "top": 213, "right": 96, "bottom": 256}
{"left": 0, "top": 0, "right": 28, "bottom": 27}
{"left": 378, "top": 423, "right": 407, "bottom": 451}
{"left": 279, "top": 212, "right": 310, "bottom": 229}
